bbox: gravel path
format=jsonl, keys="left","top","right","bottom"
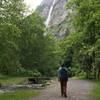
{"left": 31, "top": 79, "right": 94, "bottom": 100}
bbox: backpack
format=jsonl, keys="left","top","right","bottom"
{"left": 58, "top": 67, "right": 68, "bottom": 80}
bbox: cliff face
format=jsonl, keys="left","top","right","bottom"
{"left": 37, "top": 0, "right": 54, "bottom": 20}
{"left": 37, "top": 0, "right": 69, "bottom": 38}
{"left": 49, "top": 0, "right": 67, "bottom": 26}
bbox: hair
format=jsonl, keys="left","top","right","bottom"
{"left": 61, "top": 63, "right": 65, "bottom": 67}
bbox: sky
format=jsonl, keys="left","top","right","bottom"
{"left": 24, "top": 0, "right": 43, "bottom": 10}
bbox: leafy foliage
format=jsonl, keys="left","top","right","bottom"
{"left": 61, "top": 0, "right": 100, "bottom": 79}
{"left": 0, "top": 1, "right": 62, "bottom": 76}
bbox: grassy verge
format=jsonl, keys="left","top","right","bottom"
{"left": 91, "top": 82, "right": 100, "bottom": 100}
{"left": 0, "top": 89, "right": 39, "bottom": 100}
{"left": 0, "top": 75, "right": 26, "bottom": 85}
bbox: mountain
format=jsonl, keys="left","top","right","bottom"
{"left": 36, "top": 0, "right": 54, "bottom": 20}
{"left": 36, "top": 0, "right": 69, "bottom": 38}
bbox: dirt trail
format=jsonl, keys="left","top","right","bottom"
{"left": 31, "top": 79, "right": 94, "bottom": 100}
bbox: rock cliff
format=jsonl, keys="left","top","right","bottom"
{"left": 37, "top": 0, "right": 69, "bottom": 38}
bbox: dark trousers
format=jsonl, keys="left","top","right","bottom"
{"left": 60, "top": 78, "right": 67, "bottom": 96}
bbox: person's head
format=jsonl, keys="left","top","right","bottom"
{"left": 61, "top": 63, "right": 65, "bottom": 67}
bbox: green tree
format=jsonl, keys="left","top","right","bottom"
{"left": 95, "top": 39, "right": 100, "bottom": 79}
{"left": 64, "top": 0, "right": 100, "bottom": 79}
{"left": 0, "top": 23, "right": 21, "bottom": 74}
{"left": 41, "top": 34, "right": 62, "bottom": 76}
{"left": 0, "top": 0, "right": 26, "bottom": 24}
{"left": 0, "top": 0, "right": 26, "bottom": 75}
{"left": 19, "top": 13, "right": 62, "bottom": 76}
{"left": 19, "top": 13, "right": 45, "bottom": 69}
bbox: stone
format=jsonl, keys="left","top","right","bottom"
{"left": 0, "top": 90, "right": 4, "bottom": 93}
{"left": 36, "top": 0, "right": 69, "bottom": 38}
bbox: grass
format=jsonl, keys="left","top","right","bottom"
{"left": 91, "top": 82, "right": 100, "bottom": 100}
{"left": 0, "top": 75, "right": 26, "bottom": 85}
{"left": 0, "top": 75, "right": 40, "bottom": 100}
{"left": 0, "top": 89, "right": 39, "bottom": 100}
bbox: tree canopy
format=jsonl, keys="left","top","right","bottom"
{"left": 60, "top": 0, "right": 100, "bottom": 79}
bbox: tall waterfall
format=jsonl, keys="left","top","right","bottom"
{"left": 45, "top": 0, "right": 56, "bottom": 27}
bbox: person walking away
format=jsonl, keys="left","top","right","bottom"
{"left": 58, "top": 64, "right": 68, "bottom": 97}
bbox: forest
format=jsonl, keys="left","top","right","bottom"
{"left": 0, "top": 0, "right": 100, "bottom": 80}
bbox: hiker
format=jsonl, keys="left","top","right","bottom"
{"left": 58, "top": 64, "right": 68, "bottom": 97}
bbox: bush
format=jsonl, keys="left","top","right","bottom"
{"left": 26, "top": 69, "right": 41, "bottom": 77}
{"left": 5, "top": 66, "right": 42, "bottom": 77}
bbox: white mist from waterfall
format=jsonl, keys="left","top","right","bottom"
{"left": 45, "top": 0, "right": 56, "bottom": 27}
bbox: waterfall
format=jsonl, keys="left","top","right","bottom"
{"left": 45, "top": 0, "right": 56, "bottom": 27}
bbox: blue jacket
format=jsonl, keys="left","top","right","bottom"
{"left": 58, "top": 67, "right": 68, "bottom": 81}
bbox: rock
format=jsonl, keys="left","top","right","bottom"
{"left": 28, "top": 78, "right": 37, "bottom": 84}
{"left": 36, "top": 0, "right": 69, "bottom": 38}
{"left": 49, "top": 0, "right": 67, "bottom": 26}
{"left": 37, "top": 0, "right": 54, "bottom": 20}
{"left": 0, "top": 90, "right": 4, "bottom": 93}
